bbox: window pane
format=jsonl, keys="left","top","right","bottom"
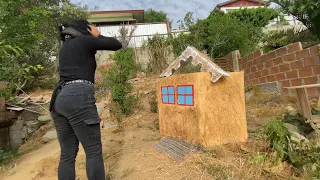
{"left": 185, "top": 86, "right": 193, "bottom": 94}
{"left": 168, "top": 87, "right": 174, "bottom": 95}
{"left": 162, "top": 95, "right": 168, "bottom": 103}
{"left": 162, "top": 87, "right": 167, "bottom": 94}
{"left": 169, "top": 95, "right": 174, "bottom": 104}
{"left": 178, "top": 86, "right": 185, "bottom": 94}
{"left": 178, "top": 95, "right": 184, "bottom": 104}
{"left": 186, "top": 96, "right": 193, "bottom": 105}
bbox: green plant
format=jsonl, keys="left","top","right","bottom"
{"left": 271, "top": 0, "right": 320, "bottom": 39}
{"left": 170, "top": 9, "right": 263, "bottom": 59}
{"left": 264, "top": 120, "right": 320, "bottom": 178}
{"left": 106, "top": 49, "right": 138, "bottom": 122}
{"left": 261, "top": 28, "right": 319, "bottom": 53}
{"left": 143, "top": 34, "right": 171, "bottom": 74}
{"left": 0, "top": 41, "right": 43, "bottom": 99}
{"left": 144, "top": 9, "right": 170, "bottom": 24}
{"left": 228, "top": 7, "right": 280, "bottom": 27}
{"left": 0, "top": 149, "right": 20, "bottom": 167}
{"left": 0, "top": 0, "right": 90, "bottom": 90}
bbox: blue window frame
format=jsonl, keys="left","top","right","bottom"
{"left": 161, "top": 86, "right": 175, "bottom": 104}
{"left": 177, "top": 85, "right": 194, "bottom": 106}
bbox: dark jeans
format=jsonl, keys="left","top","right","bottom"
{"left": 50, "top": 83, "right": 105, "bottom": 180}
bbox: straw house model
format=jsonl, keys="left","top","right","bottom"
{"left": 157, "top": 46, "right": 247, "bottom": 147}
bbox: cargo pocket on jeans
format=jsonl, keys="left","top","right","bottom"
{"left": 84, "top": 118, "right": 101, "bottom": 140}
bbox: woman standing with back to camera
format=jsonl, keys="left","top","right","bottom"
{"left": 49, "top": 20, "right": 122, "bottom": 180}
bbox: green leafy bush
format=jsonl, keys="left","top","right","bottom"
{"left": 228, "top": 7, "right": 279, "bottom": 27}
{"left": 264, "top": 120, "right": 320, "bottom": 178}
{"left": 170, "top": 10, "right": 262, "bottom": 59}
{"left": 143, "top": 35, "right": 171, "bottom": 74}
{"left": 0, "top": 42, "right": 43, "bottom": 99}
{"left": 106, "top": 49, "right": 138, "bottom": 121}
{"left": 261, "top": 28, "right": 319, "bottom": 53}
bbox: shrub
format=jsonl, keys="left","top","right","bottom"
{"left": 143, "top": 35, "right": 171, "bottom": 74}
{"left": 106, "top": 49, "right": 138, "bottom": 121}
{"left": 264, "top": 120, "right": 320, "bottom": 178}
{"left": 261, "top": 28, "right": 319, "bottom": 53}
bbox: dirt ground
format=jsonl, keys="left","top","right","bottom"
{"left": 0, "top": 76, "right": 301, "bottom": 180}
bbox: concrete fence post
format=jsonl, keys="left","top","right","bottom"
{"left": 232, "top": 50, "right": 240, "bottom": 72}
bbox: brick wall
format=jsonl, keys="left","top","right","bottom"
{"left": 215, "top": 52, "right": 235, "bottom": 71}
{"left": 239, "top": 42, "right": 320, "bottom": 96}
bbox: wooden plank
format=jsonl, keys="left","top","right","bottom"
{"left": 286, "top": 83, "right": 320, "bottom": 89}
{"left": 312, "top": 115, "right": 320, "bottom": 123}
{"left": 296, "top": 88, "right": 312, "bottom": 120}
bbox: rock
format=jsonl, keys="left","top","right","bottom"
{"left": 285, "top": 106, "right": 297, "bottom": 116}
{"left": 284, "top": 123, "right": 309, "bottom": 143}
{"left": 26, "top": 120, "right": 40, "bottom": 134}
{"left": 259, "top": 82, "right": 282, "bottom": 94}
{"left": 26, "top": 120, "right": 40, "bottom": 128}
{"left": 27, "top": 127, "right": 37, "bottom": 134}
{"left": 21, "top": 126, "right": 28, "bottom": 139}
{"left": 284, "top": 123, "right": 299, "bottom": 133}
{"left": 43, "top": 130, "right": 57, "bottom": 143}
{"left": 245, "top": 91, "right": 254, "bottom": 102}
{"left": 38, "top": 115, "right": 52, "bottom": 125}
{"left": 96, "top": 102, "right": 107, "bottom": 115}
{"left": 291, "top": 132, "right": 309, "bottom": 143}
{"left": 306, "top": 131, "right": 319, "bottom": 140}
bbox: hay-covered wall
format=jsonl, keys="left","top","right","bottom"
{"left": 157, "top": 72, "right": 247, "bottom": 147}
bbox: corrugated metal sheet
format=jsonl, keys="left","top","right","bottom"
{"left": 98, "top": 23, "right": 168, "bottom": 47}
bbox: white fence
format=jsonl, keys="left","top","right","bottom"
{"left": 98, "top": 23, "right": 169, "bottom": 47}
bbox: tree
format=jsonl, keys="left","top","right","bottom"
{"left": 144, "top": 9, "right": 170, "bottom": 24}
{"left": 170, "top": 10, "right": 262, "bottom": 59}
{"left": 271, "top": 0, "right": 320, "bottom": 39}
{"left": 228, "top": 7, "right": 280, "bottom": 27}
{"left": 0, "top": 0, "right": 90, "bottom": 89}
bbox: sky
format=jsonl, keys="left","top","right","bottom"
{"left": 71, "top": 0, "right": 223, "bottom": 28}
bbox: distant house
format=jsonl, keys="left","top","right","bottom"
{"left": 88, "top": 10, "right": 172, "bottom": 68}
{"left": 215, "top": 0, "right": 304, "bottom": 28}
{"left": 215, "top": 0, "right": 269, "bottom": 13}
{"left": 88, "top": 10, "right": 145, "bottom": 25}
{"left": 88, "top": 10, "right": 170, "bottom": 48}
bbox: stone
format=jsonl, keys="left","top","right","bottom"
{"left": 284, "top": 123, "right": 309, "bottom": 143}
{"left": 306, "top": 131, "right": 319, "bottom": 140}
{"left": 19, "top": 111, "right": 38, "bottom": 122}
{"left": 43, "top": 130, "right": 57, "bottom": 143}
{"left": 291, "top": 132, "right": 309, "bottom": 143}
{"left": 245, "top": 91, "right": 254, "bottom": 102}
{"left": 96, "top": 102, "right": 107, "bottom": 115}
{"left": 259, "top": 81, "right": 282, "bottom": 94}
{"left": 27, "top": 127, "right": 37, "bottom": 134}
{"left": 284, "top": 123, "right": 299, "bottom": 133}
{"left": 38, "top": 115, "right": 52, "bottom": 125}
{"left": 285, "top": 106, "right": 297, "bottom": 116}
{"left": 21, "top": 126, "right": 28, "bottom": 139}
{"left": 26, "top": 120, "right": 40, "bottom": 128}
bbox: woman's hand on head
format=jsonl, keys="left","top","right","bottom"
{"left": 88, "top": 25, "right": 100, "bottom": 37}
